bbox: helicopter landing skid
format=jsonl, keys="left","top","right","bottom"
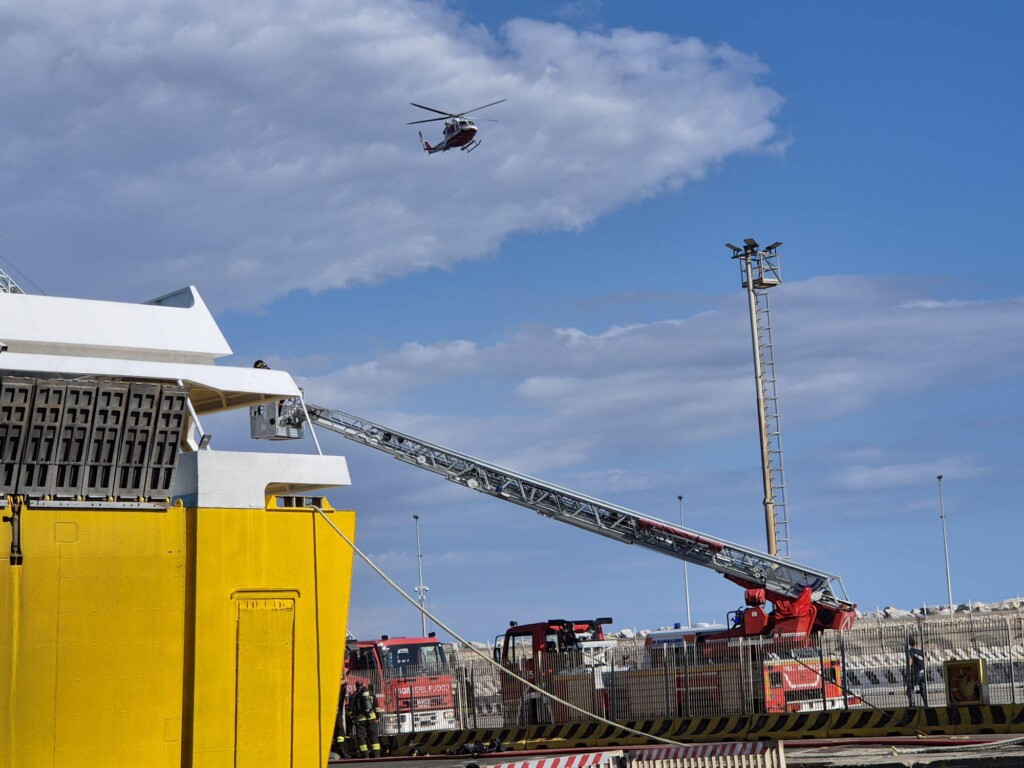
{"left": 462, "top": 140, "right": 481, "bottom": 153}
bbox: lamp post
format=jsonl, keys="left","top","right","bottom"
{"left": 413, "top": 514, "right": 429, "bottom": 636}
{"left": 678, "top": 495, "right": 692, "bottom": 628}
{"left": 937, "top": 475, "right": 954, "bottom": 615}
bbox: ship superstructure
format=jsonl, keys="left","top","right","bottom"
{"left": 1, "top": 286, "right": 355, "bottom": 767}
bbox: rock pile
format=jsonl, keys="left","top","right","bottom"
{"left": 857, "top": 597, "right": 1024, "bottom": 622}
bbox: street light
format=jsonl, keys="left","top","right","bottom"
{"left": 937, "top": 475, "right": 954, "bottom": 615}
{"left": 413, "top": 514, "right": 429, "bottom": 636}
{"left": 678, "top": 495, "right": 692, "bottom": 628}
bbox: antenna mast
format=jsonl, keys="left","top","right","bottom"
{"left": 725, "top": 239, "right": 790, "bottom": 559}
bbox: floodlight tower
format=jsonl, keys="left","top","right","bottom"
{"left": 725, "top": 239, "right": 790, "bottom": 559}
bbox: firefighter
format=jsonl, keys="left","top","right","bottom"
{"left": 351, "top": 681, "right": 382, "bottom": 757}
{"left": 331, "top": 682, "right": 350, "bottom": 758}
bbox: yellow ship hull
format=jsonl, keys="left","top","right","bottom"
{"left": 1, "top": 498, "right": 355, "bottom": 767}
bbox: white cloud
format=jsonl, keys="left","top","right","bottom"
{"left": 776, "top": 279, "right": 1024, "bottom": 420}
{"left": 311, "top": 339, "right": 481, "bottom": 407}
{"left": 832, "top": 459, "right": 987, "bottom": 492}
{"left": 300, "top": 277, "right": 1024, "bottom": 476}
{"left": 434, "top": 547, "right": 559, "bottom": 568}
{"left": 1, "top": 0, "right": 781, "bottom": 307}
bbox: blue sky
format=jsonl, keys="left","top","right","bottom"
{"left": 2, "top": 0, "right": 1023, "bottom": 641}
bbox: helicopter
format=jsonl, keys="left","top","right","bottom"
{"left": 407, "top": 99, "right": 506, "bottom": 154}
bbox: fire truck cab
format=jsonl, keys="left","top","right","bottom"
{"left": 495, "top": 617, "right": 613, "bottom": 663}
{"left": 346, "top": 634, "right": 456, "bottom": 734}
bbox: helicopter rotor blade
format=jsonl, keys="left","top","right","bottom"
{"left": 410, "top": 102, "right": 457, "bottom": 117}
{"left": 458, "top": 99, "right": 507, "bottom": 117}
{"left": 406, "top": 116, "right": 450, "bottom": 125}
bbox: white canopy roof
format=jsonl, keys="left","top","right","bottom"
{"left": 0, "top": 286, "right": 301, "bottom": 414}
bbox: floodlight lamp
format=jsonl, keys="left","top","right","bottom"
{"left": 744, "top": 238, "right": 759, "bottom": 248}
{"left": 767, "top": 241, "right": 783, "bottom": 250}
{"left": 725, "top": 243, "right": 740, "bottom": 251}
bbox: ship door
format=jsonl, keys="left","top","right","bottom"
{"left": 235, "top": 597, "right": 296, "bottom": 767}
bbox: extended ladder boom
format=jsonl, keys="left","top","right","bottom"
{"left": 302, "top": 404, "right": 852, "bottom": 614}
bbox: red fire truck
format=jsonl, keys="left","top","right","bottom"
{"left": 346, "top": 634, "right": 456, "bottom": 734}
{"left": 494, "top": 618, "right": 617, "bottom": 725}
{"left": 645, "top": 627, "right": 849, "bottom": 714}
{"left": 493, "top": 616, "right": 850, "bottom": 724}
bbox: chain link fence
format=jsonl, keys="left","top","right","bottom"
{"left": 444, "top": 612, "right": 1024, "bottom": 729}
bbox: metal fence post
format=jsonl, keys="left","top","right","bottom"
{"left": 1005, "top": 616, "right": 1017, "bottom": 706}
{"left": 1019, "top": 614, "right": 1024, "bottom": 705}
{"left": 610, "top": 657, "right": 617, "bottom": 721}
{"left": 451, "top": 666, "right": 460, "bottom": 731}
{"left": 663, "top": 645, "right": 672, "bottom": 717}
{"left": 682, "top": 641, "right": 691, "bottom": 717}
{"left": 399, "top": 675, "right": 410, "bottom": 735}
{"left": 818, "top": 639, "right": 828, "bottom": 711}
{"left": 738, "top": 637, "right": 749, "bottom": 714}
{"left": 838, "top": 632, "right": 849, "bottom": 710}
{"left": 471, "top": 666, "right": 478, "bottom": 729}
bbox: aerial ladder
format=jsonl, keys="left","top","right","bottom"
{"left": 251, "top": 396, "right": 856, "bottom": 637}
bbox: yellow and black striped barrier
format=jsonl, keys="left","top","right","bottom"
{"left": 388, "top": 704, "right": 1024, "bottom": 755}
{"left": 827, "top": 708, "right": 919, "bottom": 738}
{"left": 747, "top": 712, "right": 832, "bottom": 741}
